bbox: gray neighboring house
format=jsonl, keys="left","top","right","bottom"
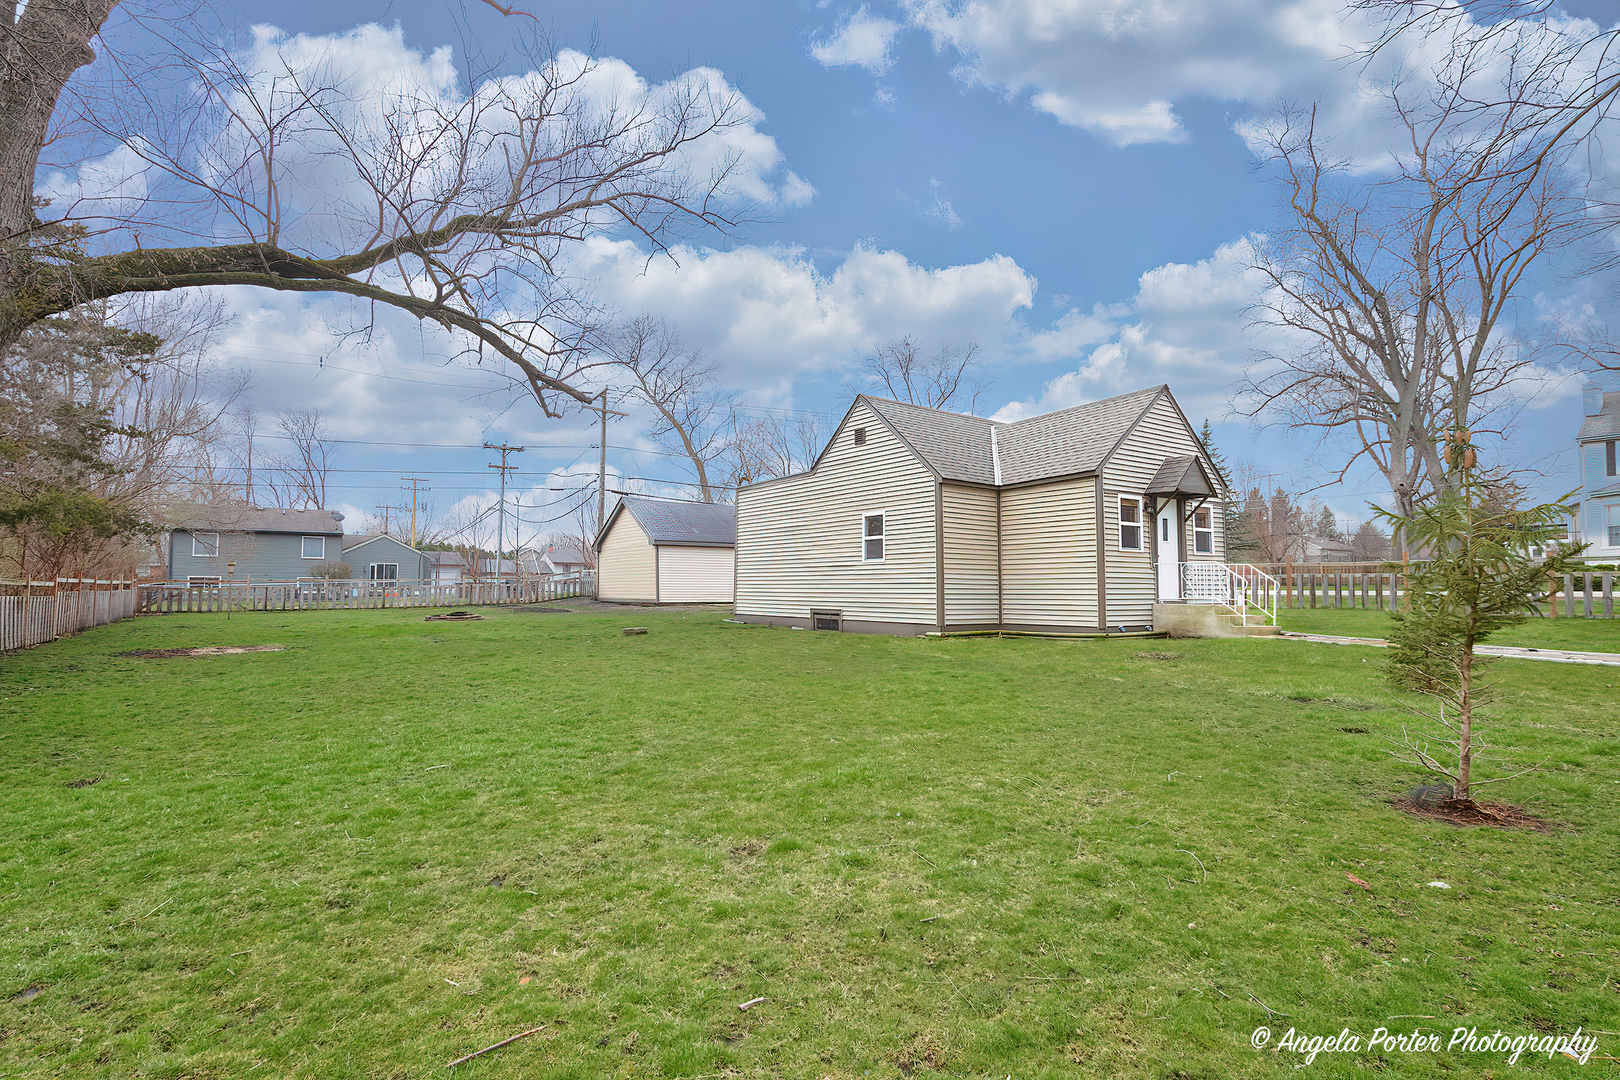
{"left": 341, "top": 534, "right": 431, "bottom": 580}
{"left": 1578, "top": 382, "right": 1620, "bottom": 558}
{"left": 594, "top": 497, "right": 736, "bottom": 603}
{"left": 167, "top": 507, "right": 346, "bottom": 583}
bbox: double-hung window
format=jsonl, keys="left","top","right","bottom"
{"left": 1192, "top": 507, "right": 1214, "bottom": 554}
{"left": 1118, "top": 497, "right": 1143, "bottom": 551}
{"left": 862, "top": 513, "right": 886, "bottom": 562}
{"left": 192, "top": 532, "right": 219, "bottom": 558}
{"left": 301, "top": 535, "right": 325, "bottom": 559}
{"left": 1610, "top": 504, "right": 1620, "bottom": 548}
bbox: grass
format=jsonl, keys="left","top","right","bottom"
{"left": 2, "top": 607, "right": 1618, "bottom": 1078}
{"left": 1278, "top": 604, "right": 1620, "bottom": 652}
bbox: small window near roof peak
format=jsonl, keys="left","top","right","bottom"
{"left": 853, "top": 427, "right": 867, "bottom": 445}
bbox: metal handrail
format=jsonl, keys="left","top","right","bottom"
{"left": 1180, "top": 563, "right": 1278, "bottom": 626}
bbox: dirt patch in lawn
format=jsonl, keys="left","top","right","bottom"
{"left": 1392, "top": 795, "right": 1554, "bottom": 832}
{"left": 118, "top": 645, "right": 285, "bottom": 659}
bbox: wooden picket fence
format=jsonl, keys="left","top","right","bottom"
{"left": 1, "top": 579, "right": 139, "bottom": 652}
{"left": 136, "top": 572, "right": 596, "bottom": 614}
{"left": 1259, "top": 566, "right": 1616, "bottom": 619}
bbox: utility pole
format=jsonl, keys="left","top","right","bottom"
{"left": 595, "top": 391, "right": 628, "bottom": 534}
{"left": 400, "top": 477, "right": 429, "bottom": 547}
{"left": 485, "top": 442, "right": 524, "bottom": 574}
{"left": 375, "top": 504, "right": 408, "bottom": 537}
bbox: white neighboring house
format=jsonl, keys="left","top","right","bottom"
{"left": 1578, "top": 383, "right": 1620, "bottom": 558}
{"left": 594, "top": 497, "right": 736, "bottom": 603}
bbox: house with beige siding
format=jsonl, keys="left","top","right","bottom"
{"left": 733, "top": 385, "right": 1235, "bottom": 635}
{"left": 595, "top": 497, "right": 736, "bottom": 603}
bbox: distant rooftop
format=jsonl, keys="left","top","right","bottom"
{"left": 173, "top": 506, "right": 345, "bottom": 533}
{"left": 610, "top": 497, "right": 737, "bottom": 547}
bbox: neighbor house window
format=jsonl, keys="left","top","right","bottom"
{"left": 1118, "top": 497, "right": 1143, "bottom": 551}
{"left": 1193, "top": 507, "right": 1214, "bottom": 554}
{"left": 369, "top": 563, "right": 399, "bottom": 580}
{"left": 192, "top": 532, "right": 219, "bottom": 558}
{"left": 863, "top": 512, "right": 885, "bottom": 561}
{"left": 1610, "top": 504, "right": 1620, "bottom": 548}
{"left": 301, "top": 535, "right": 325, "bottom": 559}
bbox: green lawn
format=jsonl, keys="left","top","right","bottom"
{"left": 1278, "top": 605, "right": 1620, "bottom": 652}
{"left": 3, "top": 608, "right": 1617, "bottom": 1078}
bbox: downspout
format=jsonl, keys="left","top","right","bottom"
{"left": 1096, "top": 479, "right": 1107, "bottom": 631}
{"left": 935, "top": 480, "right": 946, "bottom": 634}
{"left": 992, "top": 427, "right": 1004, "bottom": 629}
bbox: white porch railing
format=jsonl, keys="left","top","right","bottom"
{"left": 1180, "top": 563, "right": 1278, "bottom": 626}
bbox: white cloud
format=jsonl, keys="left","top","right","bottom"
{"left": 572, "top": 238, "right": 1039, "bottom": 399}
{"left": 811, "top": 7, "right": 903, "bottom": 75}
{"left": 35, "top": 141, "right": 153, "bottom": 222}
{"left": 995, "top": 235, "right": 1293, "bottom": 422}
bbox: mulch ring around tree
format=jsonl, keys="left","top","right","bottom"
{"left": 117, "top": 645, "right": 286, "bottom": 659}
{"left": 1392, "top": 794, "right": 1555, "bottom": 832}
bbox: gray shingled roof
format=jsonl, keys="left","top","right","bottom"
{"left": 862, "top": 386, "right": 1166, "bottom": 487}
{"left": 174, "top": 506, "right": 345, "bottom": 533}
{"left": 1580, "top": 390, "right": 1620, "bottom": 441}
{"left": 1145, "top": 455, "right": 1214, "bottom": 496}
{"left": 620, "top": 497, "right": 736, "bottom": 546}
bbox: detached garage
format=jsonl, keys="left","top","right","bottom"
{"left": 594, "top": 496, "right": 736, "bottom": 603}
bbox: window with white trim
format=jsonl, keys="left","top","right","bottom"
{"left": 301, "top": 535, "right": 325, "bottom": 559}
{"left": 1610, "top": 503, "right": 1620, "bottom": 548}
{"left": 1192, "top": 507, "right": 1214, "bottom": 554}
{"left": 192, "top": 532, "right": 219, "bottom": 557}
{"left": 369, "top": 562, "right": 400, "bottom": 580}
{"left": 862, "top": 512, "right": 885, "bottom": 561}
{"left": 1118, "top": 497, "right": 1143, "bottom": 551}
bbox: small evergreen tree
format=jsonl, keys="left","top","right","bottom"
{"left": 1377, "top": 431, "right": 1581, "bottom": 804}
{"left": 1198, "top": 420, "right": 1258, "bottom": 559}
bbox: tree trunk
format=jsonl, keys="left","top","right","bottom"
{"left": 1456, "top": 644, "right": 1474, "bottom": 802}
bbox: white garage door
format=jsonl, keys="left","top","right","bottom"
{"left": 658, "top": 546, "right": 734, "bottom": 603}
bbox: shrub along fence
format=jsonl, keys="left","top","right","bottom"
{"left": 1254, "top": 565, "right": 1616, "bottom": 619}
{"left": 1, "top": 579, "right": 139, "bottom": 652}
{"left": 136, "top": 572, "right": 596, "bottom": 614}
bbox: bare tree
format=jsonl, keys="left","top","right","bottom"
{"left": 848, "top": 336, "right": 987, "bottom": 413}
{"left": 1243, "top": 89, "right": 1572, "bottom": 543}
{"left": 267, "top": 408, "right": 335, "bottom": 510}
{"left": 725, "top": 408, "right": 829, "bottom": 486}
{"left": 3, "top": 6, "right": 759, "bottom": 414}
{"left": 602, "top": 316, "right": 730, "bottom": 502}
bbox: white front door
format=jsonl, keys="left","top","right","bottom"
{"left": 1156, "top": 500, "right": 1181, "bottom": 600}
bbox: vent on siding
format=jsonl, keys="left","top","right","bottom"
{"left": 812, "top": 611, "right": 842, "bottom": 631}
{"left": 852, "top": 427, "right": 866, "bottom": 445}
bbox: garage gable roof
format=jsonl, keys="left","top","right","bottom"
{"left": 607, "top": 497, "right": 736, "bottom": 548}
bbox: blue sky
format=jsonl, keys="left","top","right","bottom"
{"left": 70, "top": 0, "right": 1620, "bottom": 543}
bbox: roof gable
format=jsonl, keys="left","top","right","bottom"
{"left": 622, "top": 497, "right": 736, "bottom": 546}
{"left": 173, "top": 506, "right": 345, "bottom": 534}
{"left": 862, "top": 386, "right": 1164, "bottom": 488}
{"left": 1581, "top": 390, "right": 1620, "bottom": 441}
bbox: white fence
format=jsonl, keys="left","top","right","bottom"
{"left": 1, "top": 579, "right": 139, "bottom": 653}
{"left": 137, "top": 572, "right": 596, "bottom": 614}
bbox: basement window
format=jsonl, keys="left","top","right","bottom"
{"left": 1193, "top": 507, "right": 1214, "bottom": 554}
{"left": 863, "top": 512, "right": 886, "bottom": 561}
{"left": 192, "top": 532, "right": 219, "bottom": 558}
{"left": 1118, "top": 497, "right": 1143, "bottom": 551}
{"left": 812, "top": 611, "right": 842, "bottom": 631}
{"left": 853, "top": 427, "right": 867, "bottom": 446}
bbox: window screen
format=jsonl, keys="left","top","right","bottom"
{"left": 1119, "top": 498, "right": 1142, "bottom": 551}
{"left": 1193, "top": 507, "right": 1214, "bottom": 554}
{"left": 863, "top": 513, "right": 885, "bottom": 561}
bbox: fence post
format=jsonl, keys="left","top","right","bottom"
{"left": 1605, "top": 573, "right": 1614, "bottom": 620}
{"left": 1583, "top": 572, "right": 1594, "bottom": 619}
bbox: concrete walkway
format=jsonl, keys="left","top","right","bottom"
{"left": 1277, "top": 631, "right": 1620, "bottom": 668}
